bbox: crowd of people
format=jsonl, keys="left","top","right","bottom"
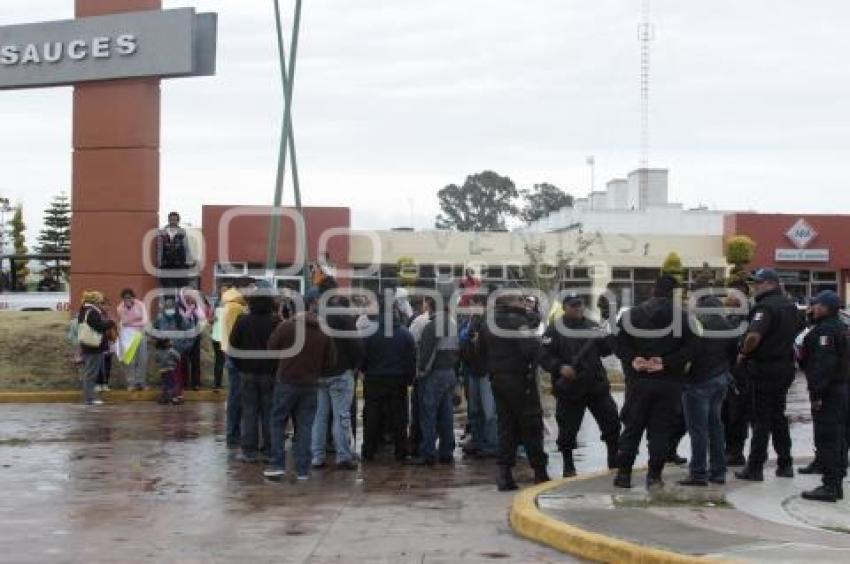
{"left": 71, "top": 213, "right": 849, "bottom": 501}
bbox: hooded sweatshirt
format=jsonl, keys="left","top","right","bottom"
{"left": 221, "top": 287, "right": 248, "bottom": 354}
{"left": 229, "top": 296, "right": 281, "bottom": 375}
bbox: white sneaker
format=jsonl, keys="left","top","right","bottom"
{"left": 296, "top": 474, "right": 310, "bottom": 482}
{"left": 94, "top": 385, "right": 102, "bottom": 393}
{"left": 263, "top": 468, "right": 286, "bottom": 479}
{"left": 103, "top": 385, "right": 111, "bottom": 392}
{"left": 92, "top": 399, "right": 104, "bottom": 406}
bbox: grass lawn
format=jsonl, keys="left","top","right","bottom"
{"left": 0, "top": 312, "right": 214, "bottom": 390}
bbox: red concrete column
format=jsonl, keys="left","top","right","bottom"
{"left": 71, "top": 0, "right": 162, "bottom": 310}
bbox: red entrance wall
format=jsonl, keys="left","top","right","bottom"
{"left": 200, "top": 206, "right": 351, "bottom": 294}
{"left": 70, "top": 0, "right": 161, "bottom": 310}
{"left": 724, "top": 213, "right": 850, "bottom": 299}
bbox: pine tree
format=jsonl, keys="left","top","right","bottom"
{"left": 8, "top": 204, "right": 29, "bottom": 290}
{"left": 37, "top": 192, "right": 72, "bottom": 276}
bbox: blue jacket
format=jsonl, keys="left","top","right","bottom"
{"left": 362, "top": 317, "right": 416, "bottom": 382}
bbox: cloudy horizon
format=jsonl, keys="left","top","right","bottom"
{"left": 2, "top": 0, "right": 850, "bottom": 243}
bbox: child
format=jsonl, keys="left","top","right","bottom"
{"left": 155, "top": 339, "right": 182, "bottom": 405}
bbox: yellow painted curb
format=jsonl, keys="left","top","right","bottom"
{"left": 0, "top": 389, "right": 226, "bottom": 403}
{"left": 510, "top": 472, "right": 729, "bottom": 564}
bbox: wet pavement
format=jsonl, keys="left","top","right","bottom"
{"left": 537, "top": 376, "right": 850, "bottom": 563}
{"left": 0, "top": 375, "right": 821, "bottom": 563}
{"left": 0, "top": 401, "right": 571, "bottom": 563}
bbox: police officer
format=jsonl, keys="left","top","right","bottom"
{"left": 734, "top": 268, "right": 802, "bottom": 482}
{"left": 799, "top": 290, "right": 848, "bottom": 502}
{"left": 723, "top": 279, "right": 753, "bottom": 467}
{"left": 613, "top": 275, "right": 696, "bottom": 489}
{"left": 539, "top": 292, "right": 620, "bottom": 478}
{"left": 480, "top": 292, "right": 549, "bottom": 491}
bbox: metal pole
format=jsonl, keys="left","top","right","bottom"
{"left": 264, "top": 0, "right": 303, "bottom": 279}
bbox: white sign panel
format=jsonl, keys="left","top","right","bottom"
{"left": 0, "top": 8, "right": 216, "bottom": 89}
{"left": 775, "top": 248, "right": 830, "bottom": 263}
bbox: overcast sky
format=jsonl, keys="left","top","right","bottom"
{"left": 2, "top": 0, "right": 850, "bottom": 240}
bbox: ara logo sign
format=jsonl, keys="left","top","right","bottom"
{"left": 785, "top": 218, "right": 818, "bottom": 249}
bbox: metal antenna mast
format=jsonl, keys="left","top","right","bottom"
{"left": 638, "top": 0, "right": 653, "bottom": 209}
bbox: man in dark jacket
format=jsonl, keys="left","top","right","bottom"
{"left": 539, "top": 293, "right": 620, "bottom": 478}
{"left": 459, "top": 295, "right": 499, "bottom": 458}
{"left": 311, "top": 296, "right": 363, "bottom": 470}
{"left": 614, "top": 275, "right": 696, "bottom": 489}
{"left": 156, "top": 211, "right": 195, "bottom": 289}
{"left": 678, "top": 295, "right": 739, "bottom": 486}
{"left": 361, "top": 305, "right": 416, "bottom": 462}
{"left": 229, "top": 283, "right": 281, "bottom": 463}
{"left": 723, "top": 280, "right": 753, "bottom": 466}
{"left": 735, "top": 268, "right": 802, "bottom": 482}
{"left": 264, "top": 289, "right": 336, "bottom": 481}
{"left": 412, "top": 302, "right": 460, "bottom": 465}
{"left": 799, "top": 290, "right": 848, "bottom": 502}
{"left": 480, "top": 292, "right": 549, "bottom": 491}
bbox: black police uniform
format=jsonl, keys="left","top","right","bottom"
{"left": 480, "top": 304, "right": 548, "bottom": 482}
{"left": 800, "top": 314, "right": 848, "bottom": 497}
{"left": 614, "top": 296, "right": 695, "bottom": 482}
{"left": 738, "top": 288, "right": 801, "bottom": 474}
{"left": 539, "top": 315, "right": 620, "bottom": 471}
{"left": 723, "top": 312, "right": 752, "bottom": 463}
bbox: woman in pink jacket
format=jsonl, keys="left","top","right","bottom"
{"left": 117, "top": 288, "right": 149, "bottom": 391}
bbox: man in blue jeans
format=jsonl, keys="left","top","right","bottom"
{"left": 411, "top": 300, "right": 459, "bottom": 465}
{"left": 680, "top": 295, "right": 739, "bottom": 486}
{"left": 311, "top": 295, "right": 363, "bottom": 469}
{"left": 459, "top": 301, "right": 499, "bottom": 457}
{"left": 264, "top": 290, "right": 336, "bottom": 481}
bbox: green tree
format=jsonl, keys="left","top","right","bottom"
{"left": 726, "top": 235, "right": 756, "bottom": 269}
{"left": 36, "top": 192, "right": 72, "bottom": 276}
{"left": 8, "top": 204, "right": 29, "bottom": 290}
{"left": 726, "top": 234, "right": 756, "bottom": 289}
{"left": 519, "top": 183, "right": 574, "bottom": 224}
{"left": 661, "top": 251, "right": 684, "bottom": 284}
{"left": 435, "top": 171, "right": 518, "bottom": 231}
{"left": 397, "top": 256, "right": 418, "bottom": 287}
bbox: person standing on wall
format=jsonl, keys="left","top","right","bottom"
{"left": 798, "top": 290, "right": 848, "bottom": 502}
{"left": 156, "top": 211, "right": 194, "bottom": 290}
{"left": 734, "top": 268, "right": 802, "bottom": 482}
{"left": 613, "top": 275, "right": 696, "bottom": 490}
{"left": 539, "top": 292, "right": 621, "bottom": 478}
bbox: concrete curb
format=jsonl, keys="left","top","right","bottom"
{"left": 509, "top": 471, "right": 726, "bottom": 564}
{"left": 0, "top": 390, "right": 226, "bottom": 403}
